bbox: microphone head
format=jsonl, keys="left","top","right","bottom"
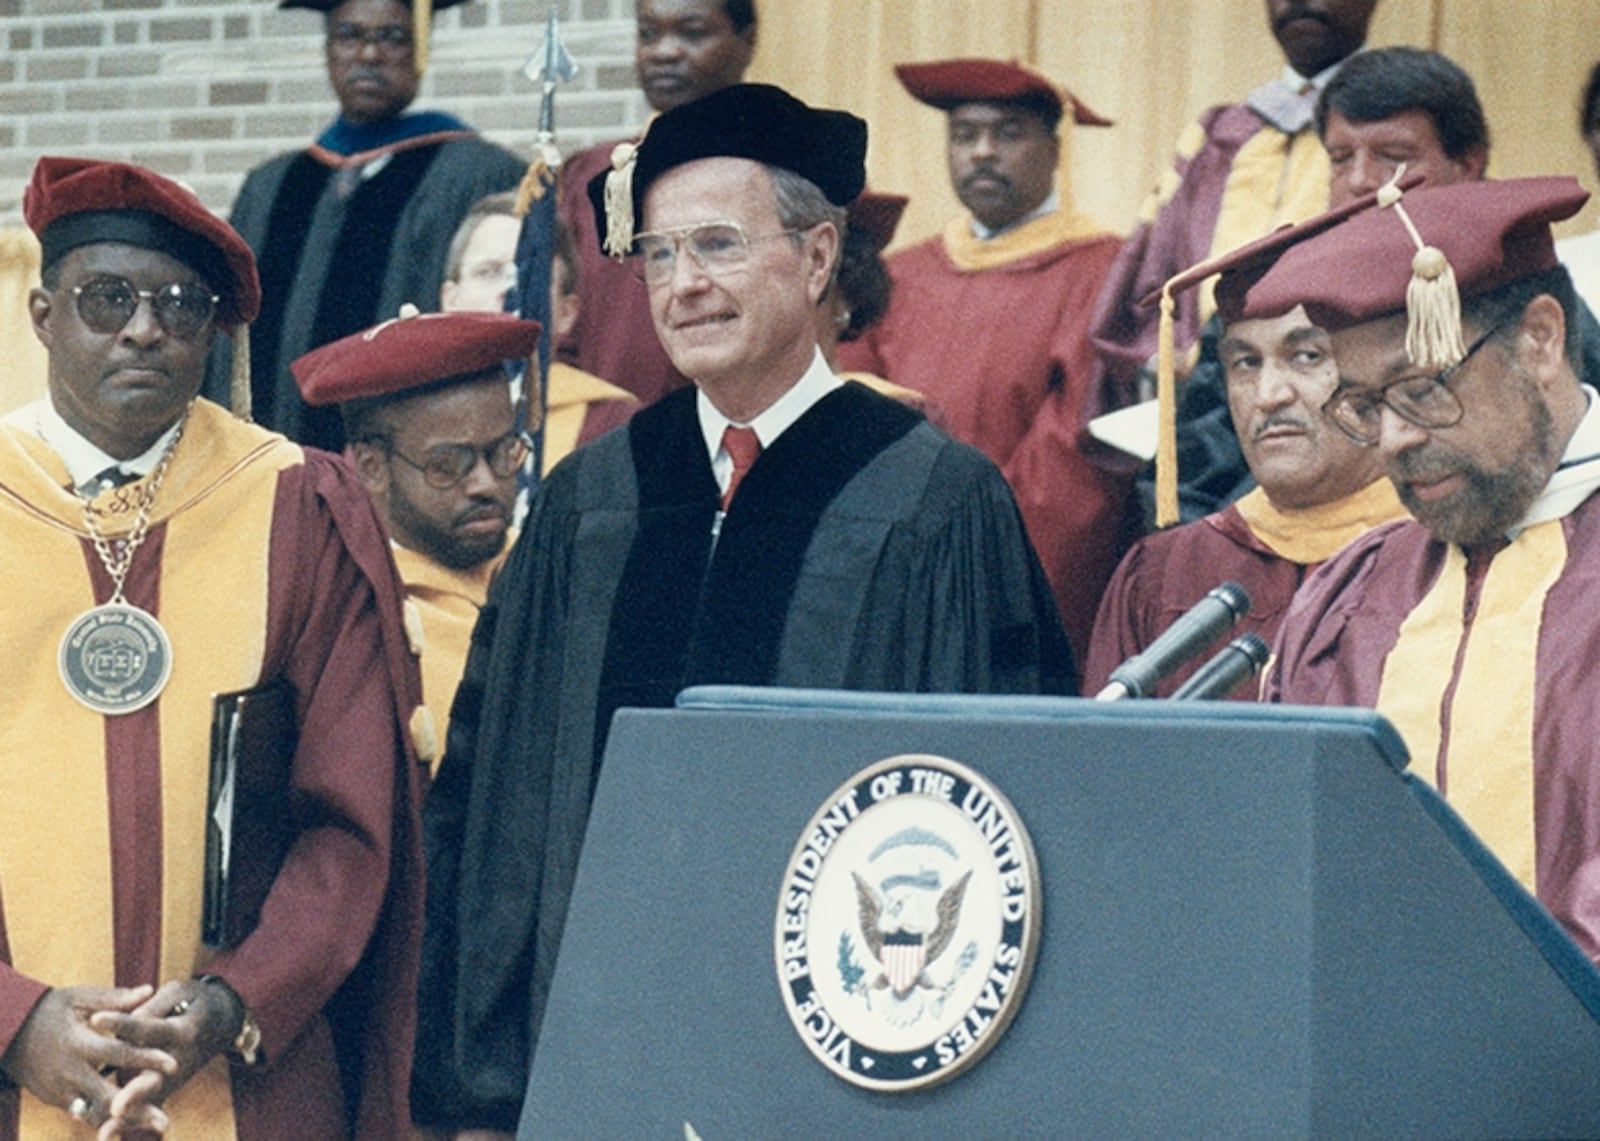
{"left": 1208, "top": 581, "right": 1252, "bottom": 622}
{"left": 1233, "top": 631, "right": 1270, "bottom": 669}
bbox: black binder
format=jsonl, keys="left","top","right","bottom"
{"left": 203, "top": 679, "right": 296, "bottom": 949}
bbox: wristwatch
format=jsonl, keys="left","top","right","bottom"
{"left": 198, "top": 974, "right": 261, "bottom": 1065}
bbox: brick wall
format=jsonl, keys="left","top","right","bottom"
{"left": 0, "top": 0, "right": 652, "bottom": 226}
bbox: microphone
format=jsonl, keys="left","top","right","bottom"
{"left": 1094, "top": 581, "right": 1251, "bottom": 700}
{"left": 1170, "top": 633, "right": 1272, "bottom": 701}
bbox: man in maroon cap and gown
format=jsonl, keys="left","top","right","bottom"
{"left": 1083, "top": 188, "right": 1407, "bottom": 699}
{"left": 0, "top": 156, "right": 424, "bottom": 1139}
{"left": 836, "top": 57, "right": 1130, "bottom": 659}
{"left": 1244, "top": 175, "right": 1600, "bottom": 963}
{"left": 294, "top": 306, "right": 540, "bottom": 769}
{"left": 414, "top": 82, "right": 1074, "bottom": 1135}
{"left": 210, "top": 0, "right": 525, "bottom": 453}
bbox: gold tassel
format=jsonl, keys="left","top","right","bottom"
{"left": 1154, "top": 286, "right": 1179, "bottom": 529}
{"left": 1376, "top": 168, "right": 1465, "bottom": 371}
{"left": 602, "top": 142, "right": 638, "bottom": 259}
{"left": 230, "top": 325, "right": 252, "bottom": 422}
{"left": 413, "top": 0, "right": 432, "bottom": 75}
{"left": 1405, "top": 245, "right": 1465, "bottom": 372}
{"left": 514, "top": 158, "right": 549, "bottom": 215}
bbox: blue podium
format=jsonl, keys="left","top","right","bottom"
{"left": 520, "top": 689, "right": 1600, "bottom": 1139}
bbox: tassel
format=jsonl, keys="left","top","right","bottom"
{"left": 602, "top": 142, "right": 638, "bottom": 259}
{"left": 1377, "top": 166, "right": 1465, "bottom": 371}
{"left": 1405, "top": 245, "right": 1465, "bottom": 372}
{"left": 1154, "top": 286, "right": 1179, "bottom": 529}
{"left": 514, "top": 157, "right": 549, "bottom": 215}
{"left": 230, "top": 325, "right": 252, "bottom": 422}
{"left": 413, "top": 0, "right": 432, "bottom": 75}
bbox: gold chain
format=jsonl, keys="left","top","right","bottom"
{"left": 78, "top": 401, "right": 193, "bottom": 606}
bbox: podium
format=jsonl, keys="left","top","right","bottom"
{"left": 521, "top": 689, "right": 1600, "bottom": 1139}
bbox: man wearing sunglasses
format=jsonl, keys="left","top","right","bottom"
{"left": 0, "top": 155, "right": 424, "bottom": 1139}
{"left": 294, "top": 307, "right": 537, "bottom": 772}
{"left": 414, "top": 83, "right": 1075, "bottom": 1136}
{"left": 1251, "top": 176, "right": 1600, "bottom": 964}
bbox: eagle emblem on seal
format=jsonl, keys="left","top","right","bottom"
{"left": 853, "top": 869, "right": 971, "bottom": 998}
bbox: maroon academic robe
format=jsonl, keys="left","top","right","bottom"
{"left": 1087, "top": 89, "right": 1329, "bottom": 419}
{"left": 1083, "top": 504, "right": 1306, "bottom": 699}
{"left": 556, "top": 141, "right": 689, "bottom": 413}
{"left": 0, "top": 402, "right": 423, "bottom": 1140}
{"left": 838, "top": 214, "right": 1131, "bottom": 657}
{"left": 1267, "top": 490, "right": 1600, "bottom": 964}
{"left": 1084, "top": 480, "right": 1406, "bottom": 698}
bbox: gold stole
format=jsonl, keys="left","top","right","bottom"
{"left": 1375, "top": 522, "right": 1566, "bottom": 893}
{"left": 0, "top": 404, "right": 298, "bottom": 1139}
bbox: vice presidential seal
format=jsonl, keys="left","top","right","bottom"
{"left": 774, "top": 754, "right": 1041, "bottom": 1091}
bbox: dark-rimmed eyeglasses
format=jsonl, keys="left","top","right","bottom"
{"left": 625, "top": 221, "right": 803, "bottom": 285}
{"left": 376, "top": 433, "right": 529, "bottom": 490}
{"left": 328, "top": 23, "right": 413, "bottom": 57}
{"left": 1321, "top": 324, "right": 1504, "bottom": 446}
{"left": 68, "top": 277, "right": 219, "bottom": 340}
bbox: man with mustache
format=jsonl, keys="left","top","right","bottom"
{"left": 555, "top": 0, "right": 758, "bottom": 417}
{"left": 210, "top": 0, "right": 525, "bottom": 453}
{"left": 1089, "top": 0, "right": 1378, "bottom": 422}
{"left": 294, "top": 308, "right": 536, "bottom": 770}
{"left": 1130, "top": 45, "right": 1499, "bottom": 528}
{"left": 836, "top": 57, "right": 1129, "bottom": 660}
{"left": 1251, "top": 176, "right": 1600, "bottom": 964}
{"left": 1083, "top": 193, "right": 1407, "bottom": 699}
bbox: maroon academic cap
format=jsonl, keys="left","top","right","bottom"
{"left": 293, "top": 306, "right": 542, "bottom": 406}
{"left": 24, "top": 155, "right": 261, "bottom": 331}
{"left": 847, "top": 192, "right": 909, "bottom": 253}
{"left": 893, "top": 58, "right": 1112, "bottom": 129}
{"left": 1140, "top": 174, "right": 1426, "bottom": 324}
{"left": 1235, "top": 176, "right": 1590, "bottom": 337}
{"left": 587, "top": 83, "right": 868, "bottom": 259}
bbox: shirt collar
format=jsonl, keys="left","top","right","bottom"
{"left": 697, "top": 347, "right": 841, "bottom": 464}
{"left": 26, "top": 397, "right": 180, "bottom": 492}
{"left": 1516, "top": 384, "right": 1600, "bottom": 534}
{"left": 970, "top": 189, "right": 1060, "bottom": 242}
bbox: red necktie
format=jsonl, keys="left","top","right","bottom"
{"left": 720, "top": 425, "right": 762, "bottom": 510}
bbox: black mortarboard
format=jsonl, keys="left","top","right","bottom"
{"left": 586, "top": 83, "right": 868, "bottom": 259}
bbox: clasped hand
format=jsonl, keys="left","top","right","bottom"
{"left": 0, "top": 978, "right": 243, "bottom": 1137}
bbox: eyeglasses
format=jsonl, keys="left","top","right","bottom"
{"left": 328, "top": 23, "right": 413, "bottom": 57}
{"left": 68, "top": 277, "right": 220, "bottom": 340}
{"left": 378, "top": 432, "right": 529, "bottom": 490}
{"left": 1321, "top": 324, "right": 1504, "bottom": 446}
{"left": 626, "top": 221, "right": 803, "bottom": 285}
{"left": 460, "top": 259, "right": 518, "bottom": 289}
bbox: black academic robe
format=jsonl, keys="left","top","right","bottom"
{"left": 413, "top": 382, "right": 1074, "bottom": 1131}
{"left": 209, "top": 135, "right": 525, "bottom": 450}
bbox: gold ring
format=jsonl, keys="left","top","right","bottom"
{"left": 67, "top": 1095, "right": 91, "bottom": 1121}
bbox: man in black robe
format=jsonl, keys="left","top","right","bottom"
{"left": 412, "top": 83, "right": 1075, "bottom": 1134}
{"left": 206, "top": 0, "right": 525, "bottom": 451}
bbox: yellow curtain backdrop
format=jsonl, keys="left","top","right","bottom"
{"left": 0, "top": 227, "right": 45, "bottom": 416}
{"left": 750, "top": 0, "right": 1600, "bottom": 253}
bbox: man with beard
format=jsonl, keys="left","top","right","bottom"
{"left": 1090, "top": 0, "right": 1378, "bottom": 421}
{"left": 294, "top": 308, "right": 536, "bottom": 770}
{"left": 835, "top": 57, "right": 1129, "bottom": 659}
{"left": 211, "top": 0, "right": 525, "bottom": 453}
{"left": 555, "top": 0, "right": 758, "bottom": 412}
{"left": 1242, "top": 175, "right": 1600, "bottom": 964}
